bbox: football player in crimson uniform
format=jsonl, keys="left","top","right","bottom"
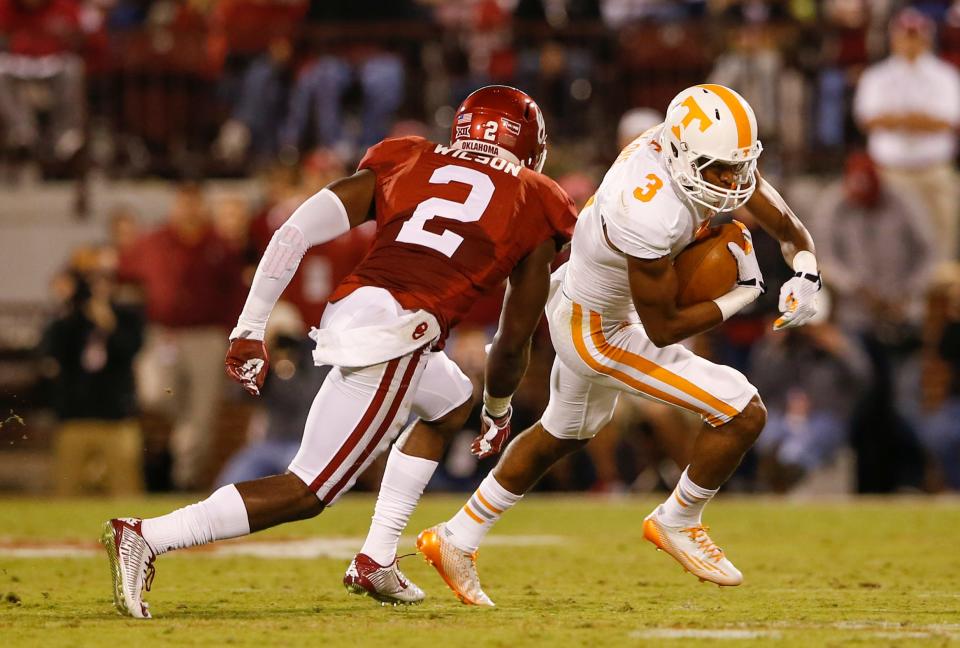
{"left": 101, "top": 85, "right": 578, "bottom": 617}
{"left": 418, "top": 85, "right": 822, "bottom": 604}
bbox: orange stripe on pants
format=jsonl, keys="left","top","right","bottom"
{"left": 586, "top": 310, "right": 739, "bottom": 420}
{"left": 570, "top": 303, "right": 735, "bottom": 425}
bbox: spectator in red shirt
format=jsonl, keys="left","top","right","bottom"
{"left": 0, "top": 0, "right": 90, "bottom": 161}
{"left": 120, "top": 182, "right": 246, "bottom": 490}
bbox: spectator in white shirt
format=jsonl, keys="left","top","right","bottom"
{"left": 854, "top": 8, "right": 960, "bottom": 262}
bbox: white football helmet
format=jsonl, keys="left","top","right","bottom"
{"left": 659, "top": 84, "right": 763, "bottom": 213}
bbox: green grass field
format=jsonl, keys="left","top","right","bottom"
{"left": 1, "top": 494, "right": 958, "bottom": 647}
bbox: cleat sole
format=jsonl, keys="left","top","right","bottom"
{"left": 343, "top": 581, "right": 422, "bottom": 607}
{"left": 100, "top": 521, "right": 130, "bottom": 617}
{"left": 99, "top": 520, "right": 152, "bottom": 619}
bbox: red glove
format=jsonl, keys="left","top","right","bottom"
{"left": 225, "top": 338, "right": 269, "bottom": 396}
{"left": 471, "top": 406, "right": 513, "bottom": 459}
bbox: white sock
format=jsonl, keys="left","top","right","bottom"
{"left": 656, "top": 467, "right": 718, "bottom": 527}
{"left": 445, "top": 473, "right": 522, "bottom": 553}
{"left": 359, "top": 445, "right": 438, "bottom": 565}
{"left": 141, "top": 484, "right": 251, "bottom": 555}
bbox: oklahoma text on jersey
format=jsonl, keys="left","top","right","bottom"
{"left": 432, "top": 142, "right": 524, "bottom": 177}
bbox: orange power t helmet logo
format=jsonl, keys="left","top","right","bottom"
{"left": 671, "top": 96, "right": 714, "bottom": 140}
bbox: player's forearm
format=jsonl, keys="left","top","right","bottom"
{"left": 641, "top": 301, "right": 724, "bottom": 348}
{"left": 774, "top": 205, "right": 815, "bottom": 268}
{"left": 232, "top": 188, "right": 350, "bottom": 339}
{"left": 482, "top": 241, "right": 556, "bottom": 411}
{"left": 750, "top": 177, "right": 815, "bottom": 266}
{"left": 484, "top": 337, "right": 531, "bottom": 401}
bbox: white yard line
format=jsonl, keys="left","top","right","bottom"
{"left": 630, "top": 629, "right": 782, "bottom": 640}
{"left": 630, "top": 622, "right": 960, "bottom": 641}
{"left": 0, "top": 534, "right": 563, "bottom": 560}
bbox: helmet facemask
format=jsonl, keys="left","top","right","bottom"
{"left": 665, "top": 137, "right": 762, "bottom": 213}
{"left": 531, "top": 103, "right": 547, "bottom": 172}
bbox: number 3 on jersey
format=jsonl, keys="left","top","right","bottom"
{"left": 396, "top": 164, "right": 494, "bottom": 258}
{"left": 633, "top": 173, "right": 663, "bottom": 203}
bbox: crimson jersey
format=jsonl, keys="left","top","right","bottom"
{"left": 329, "top": 136, "right": 578, "bottom": 337}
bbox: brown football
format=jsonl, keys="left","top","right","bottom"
{"left": 673, "top": 223, "right": 746, "bottom": 307}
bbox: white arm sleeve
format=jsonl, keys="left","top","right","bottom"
{"left": 231, "top": 188, "right": 351, "bottom": 340}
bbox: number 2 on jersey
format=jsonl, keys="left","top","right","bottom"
{"left": 395, "top": 164, "right": 494, "bottom": 258}
{"left": 633, "top": 173, "right": 663, "bottom": 203}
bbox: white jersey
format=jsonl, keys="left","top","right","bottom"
{"left": 562, "top": 126, "right": 711, "bottom": 320}
{"left": 543, "top": 126, "right": 756, "bottom": 438}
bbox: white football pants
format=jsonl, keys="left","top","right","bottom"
{"left": 287, "top": 287, "right": 473, "bottom": 505}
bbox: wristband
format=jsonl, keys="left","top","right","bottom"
{"left": 791, "top": 250, "right": 818, "bottom": 274}
{"left": 713, "top": 286, "right": 761, "bottom": 321}
{"left": 483, "top": 390, "right": 512, "bottom": 418}
{"left": 229, "top": 326, "right": 264, "bottom": 342}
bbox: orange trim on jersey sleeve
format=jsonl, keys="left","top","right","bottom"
{"left": 697, "top": 84, "right": 752, "bottom": 150}
{"left": 569, "top": 302, "right": 733, "bottom": 425}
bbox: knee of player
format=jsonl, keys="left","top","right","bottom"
{"left": 425, "top": 395, "right": 475, "bottom": 439}
{"left": 293, "top": 484, "right": 325, "bottom": 520}
{"left": 537, "top": 422, "right": 592, "bottom": 458}
{"left": 734, "top": 396, "right": 767, "bottom": 443}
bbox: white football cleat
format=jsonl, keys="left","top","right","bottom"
{"left": 100, "top": 518, "right": 157, "bottom": 618}
{"left": 343, "top": 553, "right": 425, "bottom": 606}
{"left": 642, "top": 508, "right": 743, "bottom": 586}
{"left": 416, "top": 524, "right": 494, "bottom": 606}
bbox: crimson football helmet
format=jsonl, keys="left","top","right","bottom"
{"left": 450, "top": 85, "right": 548, "bottom": 172}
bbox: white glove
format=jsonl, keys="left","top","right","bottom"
{"left": 713, "top": 236, "right": 766, "bottom": 321}
{"left": 774, "top": 270, "right": 821, "bottom": 330}
{"left": 726, "top": 240, "right": 765, "bottom": 294}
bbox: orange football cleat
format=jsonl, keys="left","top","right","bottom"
{"left": 642, "top": 510, "right": 743, "bottom": 586}
{"left": 416, "top": 524, "right": 494, "bottom": 606}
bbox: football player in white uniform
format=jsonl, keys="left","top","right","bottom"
{"left": 416, "top": 84, "right": 823, "bottom": 604}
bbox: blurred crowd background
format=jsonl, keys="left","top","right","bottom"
{"left": 2, "top": 0, "right": 960, "bottom": 498}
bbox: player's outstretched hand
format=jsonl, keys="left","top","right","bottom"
{"left": 472, "top": 407, "right": 513, "bottom": 460}
{"left": 774, "top": 269, "right": 822, "bottom": 330}
{"left": 225, "top": 337, "right": 269, "bottom": 396}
